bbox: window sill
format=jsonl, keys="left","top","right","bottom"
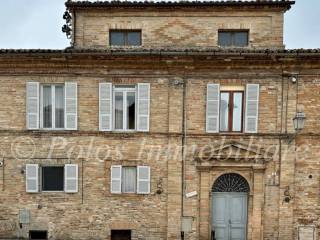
{"left": 27, "top": 129, "right": 76, "bottom": 132}
{"left": 219, "top": 132, "right": 244, "bottom": 134}
{"left": 109, "top": 193, "right": 150, "bottom": 197}
{"left": 112, "top": 130, "right": 137, "bottom": 133}
{"left": 41, "top": 191, "right": 65, "bottom": 193}
{"left": 218, "top": 45, "right": 250, "bottom": 48}
{"left": 206, "top": 132, "right": 253, "bottom": 136}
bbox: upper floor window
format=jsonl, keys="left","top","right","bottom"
{"left": 220, "top": 91, "right": 243, "bottom": 132}
{"left": 109, "top": 30, "right": 142, "bottom": 46}
{"left": 26, "top": 82, "right": 77, "bottom": 130}
{"left": 99, "top": 83, "right": 150, "bottom": 132}
{"left": 114, "top": 85, "right": 136, "bottom": 131}
{"left": 41, "top": 85, "right": 65, "bottom": 129}
{"left": 218, "top": 30, "right": 249, "bottom": 47}
{"left": 206, "top": 84, "right": 259, "bottom": 133}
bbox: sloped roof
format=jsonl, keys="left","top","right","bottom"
{"left": 66, "top": 0, "right": 295, "bottom": 10}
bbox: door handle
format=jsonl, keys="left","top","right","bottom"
{"left": 228, "top": 219, "right": 231, "bottom": 225}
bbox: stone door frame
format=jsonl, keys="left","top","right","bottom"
{"left": 198, "top": 165, "right": 265, "bottom": 240}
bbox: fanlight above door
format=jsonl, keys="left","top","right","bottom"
{"left": 212, "top": 173, "right": 250, "bottom": 193}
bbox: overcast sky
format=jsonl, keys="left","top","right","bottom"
{"left": 0, "top": 0, "right": 319, "bottom": 49}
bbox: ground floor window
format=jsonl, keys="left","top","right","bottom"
{"left": 26, "top": 164, "right": 78, "bottom": 193}
{"left": 111, "top": 230, "right": 131, "bottom": 240}
{"left": 110, "top": 165, "right": 150, "bottom": 194}
{"left": 41, "top": 166, "right": 64, "bottom": 191}
{"left": 122, "top": 167, "right": 137, "bottom": 193}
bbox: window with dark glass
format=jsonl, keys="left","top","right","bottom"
{"left": 42, "top": 166, "right": 64, "bottom": 191}
{"left": 218, "top": 30, "right": 249, "bottom": 47}
{"left": 220, "top": 91, "right": 244, "bottom": 132}
{"left": 114, "top": 86, "right": 136, "bottom": 131}
{"left": 41, "top": 85, "right": 65, "bottom": 129}
{"left": 111, "top": 230, "right": 131, "bottom": 240}
{"left": 29, "top": 230, "right": 48, "bottom": 240}
{"left": 110, "top": 30, "right": 141, "bottom": 46}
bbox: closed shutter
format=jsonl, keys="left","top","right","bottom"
{"left": 206, "top": 84, "right": 220, "bottom": 133}
{"left": 26, "top": 82, "right": 39, "bottom": 130}
{"left": 137, "top": 166, "right": 150, "bottom": 194}
{"left": 64, "top": 164, "right": 78, "bottom": 193}
{"left": 26, "top": 164, "right": 39, "bottom": 193}
{"left": 99, "top": 83, "right": 112, "bottom": 131}
{"left": 245, "top": 84, "right": 260, "bottom": 133}
{"left": 137, "top": 83, "right": 150, "bottom": 132}
{"left": 65, "top": 82, "right": 77, "bottom": 130}
{"left": 111, "top": 165, "right": 122, "bottom": 194}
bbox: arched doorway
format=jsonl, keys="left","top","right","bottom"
{"left": 211, "top": 173, "right": 249, "bottom": 240}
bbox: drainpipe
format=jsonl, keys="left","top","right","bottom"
{"left": 181, "top": 75, "right": 187, "bottom": 237}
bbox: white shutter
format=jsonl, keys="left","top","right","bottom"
{"left": 64, "top": 164, "right": 78, "bottom": 193}
{"left": 206, "top": 84, "right": 220, "bottom": 133}
{"left": 137, "top": 166, "right": 150, "bottom": 194}
{"left": 111, "top": 165, "right": 122, "bottom": 194}
{"left": 245, "top": 84, "right": 260, "bottom": 133}
{"left": 99, "top": 83, "right": 112, "bottom": 131}
{"left": 65, "top": 82, "right": 77, "bottom": 130}
{"left": 137, "top": 83, "right": 150, "bottom": 132}
{"left": 26, "top": 82, "right": 39, "bottom": 130}
{"left": 26, "top": 164, "right": 39, "bottom": 193}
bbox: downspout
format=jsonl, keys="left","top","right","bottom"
{"left": 181, "top": 75, "right": 187, "bottom": 238}
{"left": 277, "top": 66, "right": 284, "bottom": 240}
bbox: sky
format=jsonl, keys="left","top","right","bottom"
{"left": 0, "top": 0, "right": 319, "bottom": 49}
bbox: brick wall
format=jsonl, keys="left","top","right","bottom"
{"left": 0, "top": 54, "right": 319, "bottom": 239}
{"left": 73, "top": 9, "right": 284, "bottom": 49}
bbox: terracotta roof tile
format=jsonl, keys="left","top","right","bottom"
{"left": 65, "top": 0, "right": 295, "bottom": 10}
{"left": 0, "top": 47, "right": 319, "bottom": 56}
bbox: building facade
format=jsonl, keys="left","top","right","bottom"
{"left": 1, "top": 1, "right": 320, "bottom": 240}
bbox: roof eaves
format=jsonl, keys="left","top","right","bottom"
{"left": 0, "top": 48, "right": 320, "bottom": 57}
{"left": 65, "top": 0, "right": 295, "bottom": 11}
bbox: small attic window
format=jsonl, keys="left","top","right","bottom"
{"left": 110, "top": 30, "right": 141, "bottom": 46}
{"left": 218, "top": 30, "right": 249, "bottom": 47}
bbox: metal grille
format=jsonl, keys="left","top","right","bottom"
{"left": 212, "top": 173, "right": 250, "bottom": 192}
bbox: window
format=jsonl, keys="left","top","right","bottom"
{"left": 42, "top": 166, "right": 64, "bottom": 191}
{"left": 111, "top": 230, "right": 131, "bottom": 240}
{"left": 110, "top": 166, "right": 150, "bottom": 194}
{"left": 29, "top": 230, "right": 48, "bottom": 240}
{"left": 26, "top": 164, "right": 78, "bottom": 193}
{"left": 110, "top": 30, "right": 141, "bottom": 46}
{"left": 220, "top": 91, "right": 244, "bottom": 132}
{"left": 206, "top": 84, "right": 259, "bottom": 133}
{"left": 122, "top": 167, "right": 137, "bottom": 193}
{"left": 99, "top": 83, "right": 150, "bottom": 132}
{"left": 218, "top": 30, "right": 249, "bottom": 47}
{"left": 114, "top": 85, "right": 136, "bottom": 131}
{"left": 27, "top": 82, "right": 77, "bottom": 130}
{"left": 41, "top": 85, "right": 65, "bottom": 129}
